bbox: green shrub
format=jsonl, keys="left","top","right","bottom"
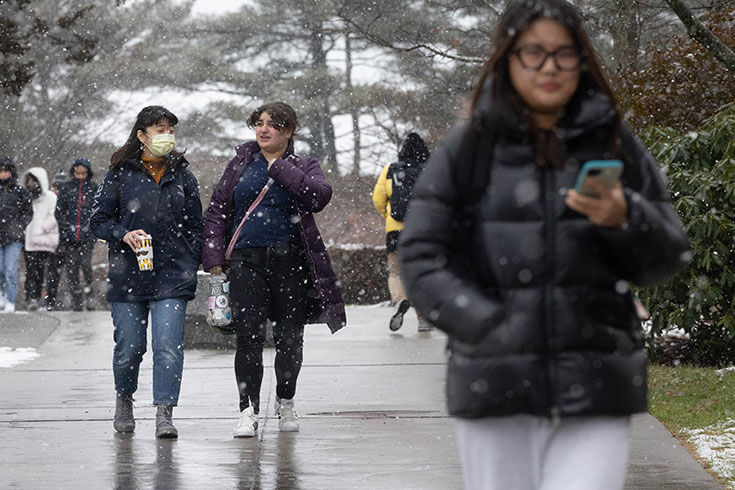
{"left": 640, "top": 103, "right": 735, "bottom": 366}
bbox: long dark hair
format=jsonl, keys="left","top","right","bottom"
{"left": 110, "top": 105, "right": 184, "bottom": 169}
{"left": 471, "top": 0, "right": 621, "bottom": 168}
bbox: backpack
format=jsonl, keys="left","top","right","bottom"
{"left": 387, "top": 161, "right": 423, "bottom": 222}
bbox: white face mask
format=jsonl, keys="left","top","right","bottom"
{"left": 146, "top": 133, "right": 175, "bottom": 157}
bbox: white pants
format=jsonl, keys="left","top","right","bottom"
{"left": 456, "top": 414, "right": 631, "bottom": 490}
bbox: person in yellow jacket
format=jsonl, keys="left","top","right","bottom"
{"left": 372, "top": 133, "right": 431, "bottom": 332}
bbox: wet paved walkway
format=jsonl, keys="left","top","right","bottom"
{"left": 0, "top": 306, "right": 724, "bottom": 489}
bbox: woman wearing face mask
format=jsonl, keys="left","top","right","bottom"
{"left": 21, "top": 167, "right": 60, "bottom": 312}
{"left": 90, "top": 105, "right": 202, "bottom": 439}
{"left": 0, "top": 157, "right": 33, "bottom": 313}
{"left": 202, "top": 101, "right": 345, "bottom": 438}
{"left": 399, "top": 1, "right": 690, "bottom": 489}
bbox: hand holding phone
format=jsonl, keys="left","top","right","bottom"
{"left": 567, "top": 159, "right": 627, "bottom": 228}
{"left": 574, "top": 160, "right": 623, "bottom": 198}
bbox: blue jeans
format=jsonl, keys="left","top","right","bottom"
{"left": 0, "top": 242, "right": 22, "bottom": 304}
{"left": 110, "top": 298, "right": 188, "bottom": 406}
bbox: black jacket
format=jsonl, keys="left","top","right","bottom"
{"left": 399, "top": 87, "right": 690, "bottom": 419}
{"left": 90, "top": 156, "right": 202, "bottom": 302}
{"left": 0, "top": 164, "right": 33, "bottom": 244}
{"left": 56, "top": 178, "right": 98, "bottom": 245}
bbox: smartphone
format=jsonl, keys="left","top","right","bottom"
{"left": 574, "top": 160, "right": 623, "bottom": 198}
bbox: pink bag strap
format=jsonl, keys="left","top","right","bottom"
{"left": 224, "top": 177, "right": 274, "bottom": 261}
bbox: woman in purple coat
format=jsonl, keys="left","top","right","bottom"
{"left": 202, "top": 102, "right": 346, "bottom": 438}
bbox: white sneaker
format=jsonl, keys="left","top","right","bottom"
{"left": 233, "top": 406, "right": 258, "bottom": 438}
{"left": 276, "top": 398, "right": 299, "bottom": 432}
{"left": 417, "top": 317, "right": 434, "bottom": 332}
{"left": 3, "top": 303, "right": 15, "bottom": 313}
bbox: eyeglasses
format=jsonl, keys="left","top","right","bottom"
{"left": 511, "top": 45, "right": 583, "bottom": 71}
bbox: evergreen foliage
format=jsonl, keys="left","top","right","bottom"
{"left": 640, "top": 102, "right": 735, "bottom": 366}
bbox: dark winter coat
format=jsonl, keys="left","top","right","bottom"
{"left": 0, "top": 162, "right": 33, "bottom": 245}
{"left": 56, "top": 175, "right": 98, "bottom": 246}
{"left": 90, "top": 156, "right": 202, "bottom": 302}
{"left": 399, "top": 86, "right": 691, "bottom": 420}
{"left": 202, "top": 140, "right": 346, "bottom": 333}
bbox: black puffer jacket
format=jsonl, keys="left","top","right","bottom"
{"left": 399, "top": 87, "right": 690, "bottom": 419}
{"left": 0, "top": 160, "right": 33, "bottom": 244}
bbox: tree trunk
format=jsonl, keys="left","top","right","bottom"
{"left": 308, "top": 27, "right": 338, "bottom": 175}
{"left": 345, "top": 32, "right": 361, "bottom": 175}
{"left": 664, "top": 0, "right": 735, "bottom": 73}
{"left": 610, "top": 0, "right": 640, "bottom": 72}
{"left": 323, "top": 98, "right": 338, "bottom": 174}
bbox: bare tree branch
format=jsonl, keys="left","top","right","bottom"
{"left": 340, "top": 15, "right": 484, "bottom": 63}
{"left": 663, "top": 0, "right": 735, "bottom": 72}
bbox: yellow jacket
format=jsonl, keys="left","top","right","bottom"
{"left": 372, "top": 163, "right": 403, "bottom": 233}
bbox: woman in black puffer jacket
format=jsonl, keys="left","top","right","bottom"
{"left": 399, "top": 1, "right": 690, "bottom": 489}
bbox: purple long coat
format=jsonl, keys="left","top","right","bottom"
{"left": 202, "top": 140, "right": 346, "bottom": 333}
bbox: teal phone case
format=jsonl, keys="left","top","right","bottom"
{"left": 574, "top": 160, "right": 623, "bottom": 196}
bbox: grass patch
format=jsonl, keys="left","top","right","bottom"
{"left": 649, "top": 364, "right": 735, "bottom": 489}
{"left": 649, "top": 364, "right": 735, "bottom": 432}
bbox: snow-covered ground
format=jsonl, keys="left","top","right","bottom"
{"left": 684, "top": 421, "right": 735, "bottom": 488}
{"left": 0, "top": 347, "right": 41, "bottom": 368}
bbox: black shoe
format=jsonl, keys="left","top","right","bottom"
{"left": 155, "top": 405, "right": 178, "bottom": 439}
{"left": 114, "top": 393, "right": 135, "bottom": 433}
{"left": 86, "top": 295, "right": 97, "bottom": 311}
{"left": 389, "top": 299, "right": 410, "bottom": 331}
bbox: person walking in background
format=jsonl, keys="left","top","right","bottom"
{"left": 399, "top": 1, "right": 691, "bottom": 489}
{"left": 56, "top": 157, "right": 98, "bottom": 311}
{"left": 202, "top": 101, "right": 346, "bottom": 438}
{"left": 21, "top": 167, "right": 59, "bottom": 312}
{"left": 51, "top": 171, "right": 67, "bottom": 192}
{"left": 0, "top": 157, "right": 33, "bottom": 313}
{"left": 45, "top": 171, "right": 68, "bottom": 310}
{"left": 90, "top": 106, "right": 202, "bottom": 439}
{"left": 372, "top": 133, "right": 431, "bottom": 332}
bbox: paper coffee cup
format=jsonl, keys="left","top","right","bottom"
{"left": 136, "top": 234, "right": 153, "bottom": 271}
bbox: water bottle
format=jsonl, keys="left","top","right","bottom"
{"left": 207, "top": 273, "right": 233, "bottom": 334}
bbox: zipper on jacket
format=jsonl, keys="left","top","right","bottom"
{"left": 75, "top": 180, "right": 83, "bottom": 241}
{"left": 542, "top": 168, "right": 560, "bottom": 418}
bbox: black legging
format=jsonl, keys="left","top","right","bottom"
{"left": 45, "top": 250, "right": 63, "bottom": 307}
{"left": 23, "top": 250, "right": 52, "bottom": 303}
{"left": 64, "top": 241, "right": 94, "bottom": 308}
{"left": 229, "top": 244, "right": 311, "bottom": 413}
